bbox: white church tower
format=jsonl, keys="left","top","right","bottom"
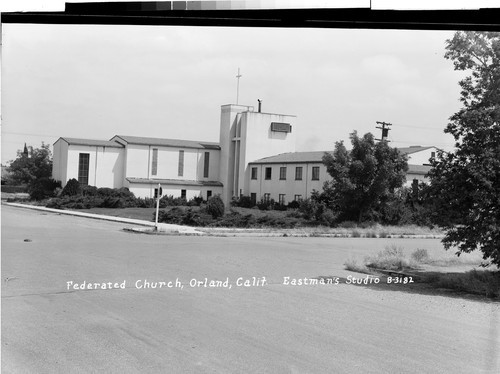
{"left": 218, "top": 102, "right": 297, "bottom": 205}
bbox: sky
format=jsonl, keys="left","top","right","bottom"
{"left": 1, "top": 21, "right": 466, "bottom": 163}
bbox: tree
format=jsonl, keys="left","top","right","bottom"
{"left": 321, "top": 131, "right": 408, "bottom": 222}
{"left": 428, "top": 31, "right": 500, "bottom": 267}
{"left": 7, "top": 143, "right": 53, "bottom": 186}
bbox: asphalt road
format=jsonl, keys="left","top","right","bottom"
{"left": 2, "top": 205, "right": 499, "bottom": 373}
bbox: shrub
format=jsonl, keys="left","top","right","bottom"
{"left": 318, "top": 209, "right": 337, "bottom": 226}
{"left": 298, "top": 198, "right": 318, "bottom": 220}
{"left": 187, "top": 196, "right": 204, "bottom": 206}
{"left": 159, "top": 195, "right": 188, "bottom": 208}
{"left": 287, "top": 200, "right": 300, "bottom": 210}
{"left": 157, "top": 207, "right": 186, "bottom": 224}
{"left": 274, "top": 202, "right": 288, "bottom": 211}
{"left": 81, "top": 185, "right": 98, "bottom": 196}
{"left": 136, "top": 197, "right": 156, "bottom": 208}
{"left": 351, "top": 230, "right": 362, "bottom": 238}
{"left": 365, "top": 245, "right": 415, "bottom": 271}
{"left": 344, "top": 258, "right": 370, "bottom": 273}
{"left": 411, "top": 248, "right": 430, "bottom": 263}
{"left": 210, "top": 211, "right": 257, "bottom": 228}
{"left": 46, "top": 186, "right": 139, "bottom": 209}
{"left": 286, "top": 210, "right": 303, "bottom": 218}
{"left": 256, "top": 198, "right": 275, "bottom": 211}
{"left": 28, "top": 177, "right": 61, "bottom": 200}
{"left": 206, "top": 194, "right": 225, "bottom": 218}
{"left": 231, "top": 195, "right": 255, "bottom": 208}
{"left": 61, "top": 178, "right": 81, "bottom": 197}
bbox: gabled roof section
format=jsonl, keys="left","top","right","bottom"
{"left": 111, "top": 135, "right": 220, "bottom": 150}
{"left": 55, "top": 137, "right": 124, "bottom": 148}
{"left": 249, "top": 151, "right": 331, "bottom": 164}
{"left": 396, "top": 146, "right": 435, "bottom": 155}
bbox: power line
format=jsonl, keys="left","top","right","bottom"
{"left": 2, "top": 131, "right": 59, "bottom": 138}
{"left": 390, "top": 140, "right": 455, "bottom": 147}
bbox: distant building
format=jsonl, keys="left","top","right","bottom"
{"left": 52, "top": 104, "right": 437, "bottom": 204}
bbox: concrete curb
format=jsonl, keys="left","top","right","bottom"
{"left": 4, "top": 202, "right": 204, "bottom": 235}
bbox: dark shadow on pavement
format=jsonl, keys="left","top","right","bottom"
{"left": 315, "top": 272, "right": 500, "bottom": 303}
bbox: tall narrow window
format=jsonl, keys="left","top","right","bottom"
{"left": 312, "top": 166, "right": 320, "bottom": 180}
{"left": 203, "top": 152, "right": 210, "bottom": 178}
{"left": 279, "top": 167, "right": 287, "bottom": 180}
{"left": 151, "top": 148, "right": 158, "bottom": 176}
{"left": 181, "top": 189, "right": 187, "bottom": 199}
{"left": 78, "top": 153, "right": 90, "bottom": 185}
{"left": 178, "top": 150, "right": 184, "bottom": 177}
{"left": 265, "top": 167, "right": 272, "bottom": 180}
{"left": 295, "top": 166, "right": 303, "bottom": 180}
{"left": 207, "top": 190, "right": 212, "bottom": 200}
{"left": 279, "top": 194, "right": 286, "bottom": 205}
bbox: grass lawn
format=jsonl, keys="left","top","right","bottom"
{"left": 74, "top": 207, "right": 157, "bottom": 221}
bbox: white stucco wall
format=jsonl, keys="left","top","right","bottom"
{"left": 123, "top": 145, "right": 220, "bottom": 182}
{"left": 63, "top": 145, "right": 123, "bottom": 188}
{"left": 195, "top": 149, "right": 220, "bottom": 181}
{"left": 52, "top": 139, "right": 68, "bottom": 184}
{"left": 238, "top": 112, "right": 296, "bottom": 197}
{"left": 241, "top": 111, "right": 297, "bottom": 167}
{"left": 124, "top": 144, "right": 150, "bottom": 179}
{"left": 218, "top": 104, "right": 254, "bottom": 204}
{"left": 247, "top": 162, "right": 328, "bottom": 203}
{"left": 94, "top": 147, "right": 124, "bottom": 188}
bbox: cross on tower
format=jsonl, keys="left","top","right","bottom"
{"left": 236, "top": 68, "right": 242, "bottom": 104}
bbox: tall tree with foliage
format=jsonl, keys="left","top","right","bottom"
{"left": 7, "top": 143, "right": 53, "bottom": 185}
{"left": 321, "top": 131, "right": 408, "bottom": 222}
{"left": 428, "top": 31, "right": 500, "bottom": 267}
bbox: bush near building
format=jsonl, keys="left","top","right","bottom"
{"left": 206, "top": 194, "right": 225, "bottom": 218}
{"left": 28, "top": 177, "right": 61, "bottom": 200}
{"left": 45, "top": 180, "right": 206, "bottom": 210}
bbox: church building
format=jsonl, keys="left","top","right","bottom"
{"left": 52, "top": 103, "right": 437, "bottom": 205}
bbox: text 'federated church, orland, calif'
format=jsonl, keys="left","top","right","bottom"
{"left": 52, "top": 103, "right": 438, "bottom": 205}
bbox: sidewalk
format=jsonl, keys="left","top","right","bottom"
{"left": 4, "top": 202, "right": 204, "bottom": 235}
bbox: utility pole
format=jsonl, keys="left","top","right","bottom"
{"left": 375, "top": 121, "right": 392, "bottom": 142}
